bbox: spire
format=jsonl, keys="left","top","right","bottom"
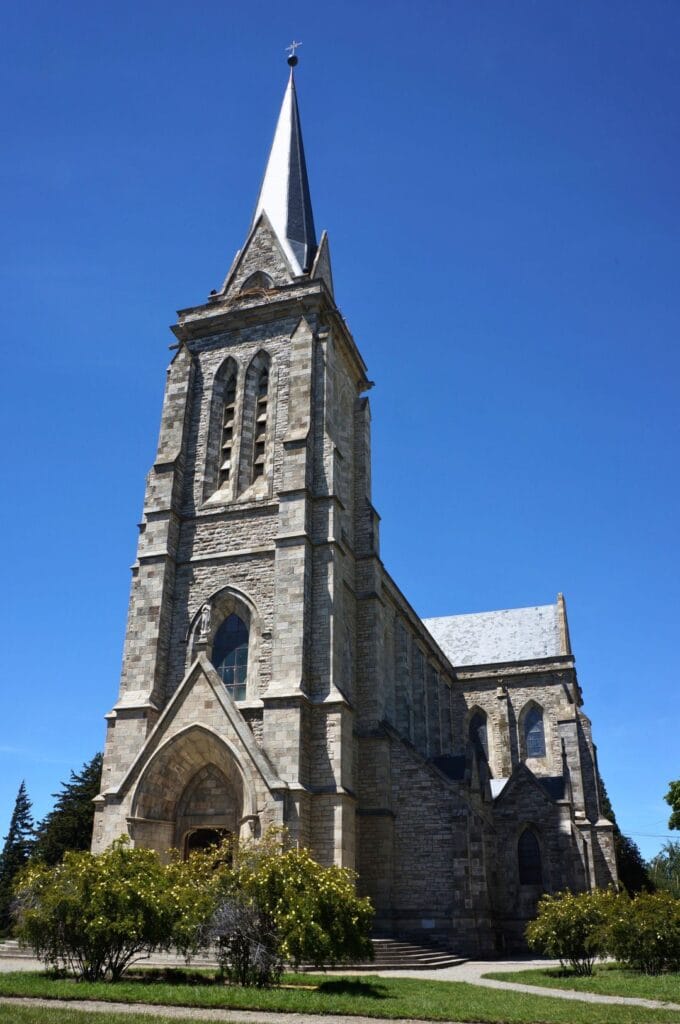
{"left": 252, "top": 50, "right": 317, "bottom": 275}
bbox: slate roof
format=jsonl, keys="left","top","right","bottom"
{"left": 423, "top": 602, "right": 565, "bottom": 668}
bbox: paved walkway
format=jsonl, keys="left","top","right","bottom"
{"left": 1, "top": 955, "right": 679, "bottom": 1019}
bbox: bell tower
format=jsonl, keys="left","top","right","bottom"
{"left": 93, "top": 54, "right": 375, "bottom": 867}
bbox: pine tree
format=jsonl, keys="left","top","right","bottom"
{"left": 33, "top": 753, "right": 103, "bottom": 866}
{"left": 0, "top": 781, "right": 35, "bottom": 932}
{"left": 598, "top": 776, "right": 652, "bottom": 894}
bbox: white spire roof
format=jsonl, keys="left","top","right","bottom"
{"left": 252, "top": 67, "right": 317, "bottom": 275}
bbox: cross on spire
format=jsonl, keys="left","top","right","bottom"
{"left": 286, "top": 40, "right": 302, "bottom": 67}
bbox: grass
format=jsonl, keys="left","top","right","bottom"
{"left": 0, "top": 1008, "right": 207, "bottom": 1024}
{"left": 483, "top": 964, "right": 680, "bottom": 1004}
{"left": 1, "top": 970, "right": 680, "bottom": 1024}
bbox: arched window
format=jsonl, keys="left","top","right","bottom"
{"left": 468, "top": 711, "right": 489, "bottom": 761}
{"left": 212, "top": 614, "right": 249, "bottom": 701}
{"left": 219, "top": 373, "right": 237, "bottom": 488}
{"left": 252, "top": 366, "right": 269, "bottom": 481}
{"left": 525, "top": 705, "right": 546, "bottom": 758}
{"left": 518, "top": 828, "right": 542, "bottom": 885}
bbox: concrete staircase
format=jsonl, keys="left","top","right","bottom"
{"left": 330, "top": 938, "right": 465, "bottom": 971}
{"left": 0, "top": 936, "right": 465, "bottom": 972}
{"left": 0, "top": 939, "right": 32, "bottom": 960}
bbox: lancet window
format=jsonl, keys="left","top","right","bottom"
{"left": 469, "top": 711, "right": 489, "bottom": 761}
{"left": 524, "top": 705, "right": 546, "bottom": 758}
{"left": 212, "top": 613, "right": 249, "bottom": 701}
{"left": 518, "top": 828, "right": 542, "bottom": 885}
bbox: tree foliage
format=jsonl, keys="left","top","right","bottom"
{"left": 33, "top": 753, "right": 103, "bottom": 866}
{"left": 0, "top": 781, "right": 35, "bottom": 933}
{"left": 14, "top": 838, "right": 172, "bottom": 980}
{"left": 598, "top": 776, "right": 653, "bottom": 894}
{"left": 666, "top": 780, "right": 680, "bottom": 832}
{"left": 648, "top": 841, "right": 680, "bottom": 899}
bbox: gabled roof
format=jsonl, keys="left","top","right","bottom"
{"left": 423, "top": 597, "right": 570, "bottom": 668}
{"left": 251, "top": 67, "right": 317, "bottom": 275}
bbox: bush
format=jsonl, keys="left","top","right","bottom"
{"left": 226, "top": 832, "right": 374, "bottom": 970}
{"left": 165, "top": 844, "right": 229, "bottom": 962}
{"left": 607, "top": 890, "right": 680, "bottom": 974}
{"left": 11, "top": 828, "right": 374, "bottom": 985}
{"left": 13, "top": 838, "right": 171, "bottom": 980}
{"left": 525, "top": 888, "right": 619, "bottom": 975}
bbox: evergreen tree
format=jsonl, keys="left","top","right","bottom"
{"left": 598, "top": 776, "right": 653, "bottom": 894}
{"left": 33, "top": 753, "right": 103, "bottom": 866}
{"left": 0, "top": 781, "right": 35, "bottom": 932}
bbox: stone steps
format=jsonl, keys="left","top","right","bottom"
{"left": 0, "top": 937, "right": 466, "bottom": 972}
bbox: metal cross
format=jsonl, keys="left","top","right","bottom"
{"left": 286, "top": 40, "right": 303, "bottom": 57}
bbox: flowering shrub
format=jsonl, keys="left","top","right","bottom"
{"left": 225, "top": 833, "right": 374, "bottom": 970}
{"left": 525, "top": 888, "right": 619, "bottom": 975}
{"left": 607, "top": 891, "right": 680, "bottom": 974}
{"left": 13, "top": 838, "right": 171, "bottom": 980}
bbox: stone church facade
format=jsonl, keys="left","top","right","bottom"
{"left": 93, "top": 60, "right": 617, "bottom": 953}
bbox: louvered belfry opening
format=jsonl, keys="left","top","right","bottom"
{"left": 219, "top": 374, "right": 237, "bottom": 487}
{"left": 252, "top": 366, "right": 269, "bottom": 481}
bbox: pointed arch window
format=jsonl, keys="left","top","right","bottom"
{"left": 212, "top": 614, "right": 249, "bottom": 701}
{"left": 518, "top": 828, "right": 542, "bottom": 885}
{"left": 468, "top": 711, "right": 489, "bottom": 761}
{"left": 252, "top": 366, "right": 269, "bottom": 481}
{"left": 219, "top": 373, "right": 237, "bottom": 488}
{"left": 525, "top": 706, "right": 546, "bottom": 758}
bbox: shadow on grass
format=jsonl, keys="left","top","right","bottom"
{"left": 129, "top": 968, "right": 219, "bottom": 986}
{"left": 315, "top": 979, "right": 389, "bottom": 1000}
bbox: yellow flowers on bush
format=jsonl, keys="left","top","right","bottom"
{"left": 14, "top": 838, "right": 171, "bottom": 981}
{"left": 525, "top": 888, "right": 618, "bottom": 975}
{"left": 526, "top": 886, "right": 680, "bottom": 976}
{"left": 12, "top": 829, "right": 373, "bottom": 984}
{"left": 607, "top": 890, "right": 680, "bottom": 974}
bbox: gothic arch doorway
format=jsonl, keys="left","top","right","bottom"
{"left": 130, "top": 726, "right": 251, "bottom": 858}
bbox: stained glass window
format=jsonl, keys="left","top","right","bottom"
{"left": 212, "top": 614, "right": 249, "bottom": 701}
{"left": 525, "top": 706, "right": 546, "bottom": 758}
{"left": 518, "top": 829, "right": 542, "bottom": 885}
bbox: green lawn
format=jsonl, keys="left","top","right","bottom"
{"left": 0, "top": 1008, "right": 204, "bottom": 1024}
{"left": 483, "top": 965, "right": 680, "bottom": 1004}
{"left": 1, "top": 970, "right": 680, "bottom": 1024}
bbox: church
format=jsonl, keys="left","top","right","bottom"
{"left": 93, "top": 55, "right": 617, "bottom": 954}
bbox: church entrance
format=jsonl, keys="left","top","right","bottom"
{"left": 184, "top": 827, "right": 231, "bottom": 858}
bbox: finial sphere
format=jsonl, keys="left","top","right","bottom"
{"left": 287, "top": 54, "right": 298, "bottom": 67}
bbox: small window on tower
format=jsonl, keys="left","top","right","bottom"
{"left": 212, "top": 614, "right": 249, "bottom": 701}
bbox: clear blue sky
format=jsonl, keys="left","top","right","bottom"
{"left": 1, "top": 0, "right": 678, "bottom": 861}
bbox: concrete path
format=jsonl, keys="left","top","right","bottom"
{"left": 1, "top": 954, "right": 679, "bottom": 1018}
